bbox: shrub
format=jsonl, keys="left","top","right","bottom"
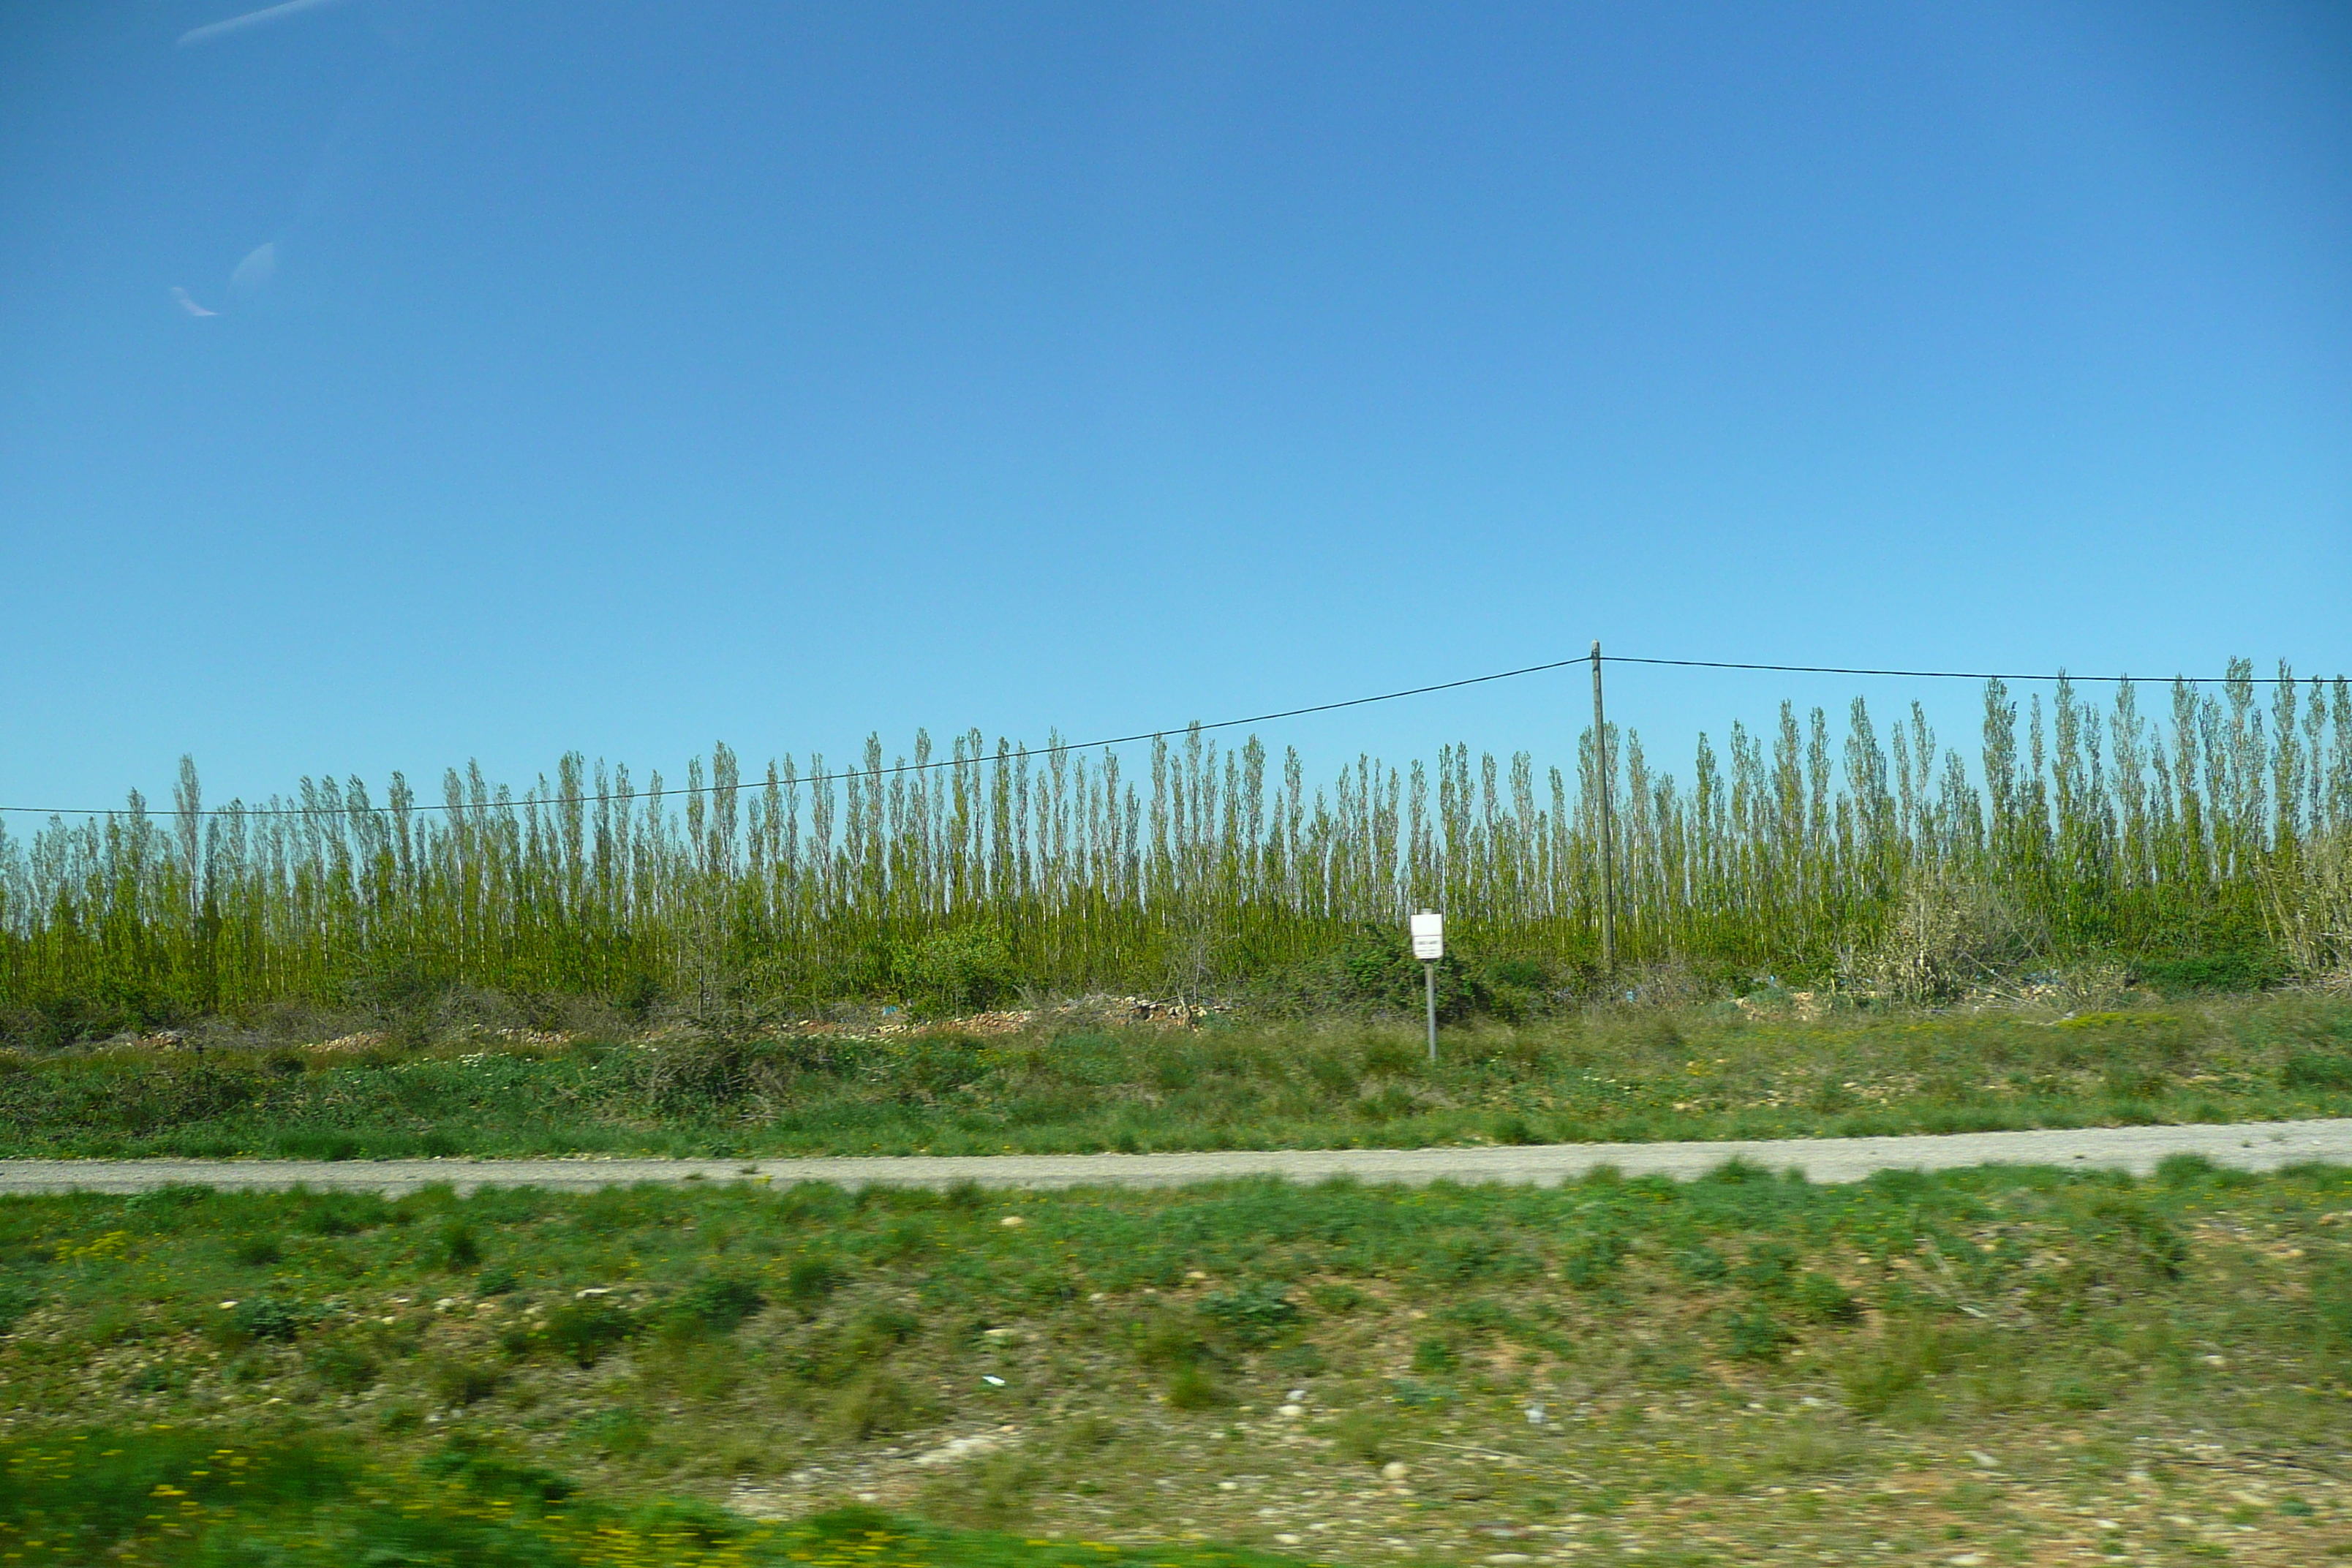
{"left": 1790, "top": 1273, "right": 1861, "bottom": 1324}
{"left": 543, "top": 1300, "right": 635, "bottom": 1366}
{"left": 891, "top": 930, "right": 1017, "bottom": 1016}
{"left": 1199, "top": 1284, "right": 1300, "bottom": 1346}
{"left": 2283, "top": 1052, "right": 2352, "bottom": 1090}
{"left": 786, "top": 1257, "right": 842, "bottom": 1305}
{"left": 222, "top": 1296, "right": 309, "bottom": 1345}
{"left": 1723, "top": 1306, "right": 1794, "bottom": 1362}
{"left": 229, "top": 1235, "right": 283, "bottom": 1267}
{"left": 1164, "top": 1364, "right": 1225, "bottom": 1410}
{"left": 669, "top": 1275, "right": 766, "bottom": 1335}
{"left": 826, "top": 1371, "right": 922, "bottom": 1440}
{"left": 0, "top": 1275, "right": 39, "bottom": 1336}
{"left": 434, "top": 1221, "right": 482, "bottom": 1272}
{"left": 426, "top": 1356, "right": 505, "bottom": 1406}
{"left": 1334, "top": 1410, "right": 1396, "bottom": 1466}
{"left": 1411, "top": 1337, "right": 1460, "bottom": 1373}
{"left": 304, "top": 1341, "right": 379, "bottom": 1392}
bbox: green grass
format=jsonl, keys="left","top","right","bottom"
{"left": 5, "top": 1158, "right": 2352, "bottom": 1561}
{"left": 0, "top": 1431, "right": 1327, "bottom": 1566}
{"left": 3, "top": 993, "right": 2349, "bottom": 1158}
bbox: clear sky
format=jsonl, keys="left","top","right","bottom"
{"left": 2, "top": 1, "right": 2347, "bottom": 813}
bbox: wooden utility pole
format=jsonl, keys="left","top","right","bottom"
{"left": 1591, "top": 641, "right": 1616, "bottom": 973}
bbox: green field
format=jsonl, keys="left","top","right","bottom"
{"left": 3, "top": 993, "right": 2348, "bottom": 1160}
{"left": 3, "top": 1156, "right": 2351, "bottom": 1563}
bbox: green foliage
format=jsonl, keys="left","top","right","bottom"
{"left": 2283, "top": 1051, "right": 2352, "bottom": 1090}
{"left": 892, "top": 930, "right": 1017, "bottom": 1016}
{"left": 1198, "top": 1283, "right": 1300, "bottom": 1346}
{"left": 542, "top": 1299, "right": 635, "bottom": 1366}
{"left": 219, "top": 1294, "right": 309, "bottom": 1345}
{"left": 434, "top": 1219, "right": 483, "bottom": 1271}
{"left": 1410, "top": 1336, "right": 1460, "bottom": 1373}
{"left": 669, "top": 1274, "right": 766, "bottom": 1334}
{"left": 1163, "top": 1362, "right": 1225, "bottom": 1411}
{"left": 786, "top": 1256, "right": 843, "bottom": 1305}
{"left": 1722, "top": 1305, "right": 1795, "bottom": 1362}
{"left": 0, "top": 1427, "right": 1319, "bottom": 1567}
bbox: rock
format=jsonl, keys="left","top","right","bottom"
{"left": 910, "top": 1434, "right": 1003, "bottom": 1467}
{"left": 1382, "top": 1461, "right": 1411, "bottom": 1481}
{"left": 1278, "top": 1404, "right": 1305, "bottom": 1419}
{"left": 999, "top": 1215, "right": 1027, "bottom": 1229}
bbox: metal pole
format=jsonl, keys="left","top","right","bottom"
{"left": 1424, "top": 959, "right": 1439, "bottom": 1063}
{"left": 1591, "top": 641, "right": 1616, "bottom": 974}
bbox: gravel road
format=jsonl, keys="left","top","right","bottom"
{"left": 2, "top": 1118, "right": 2349, "bottom": 1196}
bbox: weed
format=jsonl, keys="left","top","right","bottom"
{"left": 1164, "top": 1363, "right": 1225, "bottom": 1410}
{"left": 543, "top": 1299, "right": 634, "bottom": 1366}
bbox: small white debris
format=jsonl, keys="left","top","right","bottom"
{"left": 1526, "top": 1404, "right": 1547, "bottom": 1424}
{"left": 2093, "top": 1518, "right": 2121, "bottom": 1531}
{"left": 1948, "top": 1555, "right": 1986, "bottom": 1567}
{"left": 1286, "top": 1388, "right": 1308, "bottom": 1401}
{"left": 1485, "top": 1556, "right": 1534, "bottom": 1565}
{"left": 1186, "top": 1270, "right": 1207, "bottom": 1281}
{"left": 1218, "top": 1481, "right": 1238, "bottom": 1490}
{"left": 218, "top": 1301, "right": 238, "bottom": 1310}
{"left": 1277, "top": 1404, "right": 1305, "bottom": 1419}
{"left": 1000, "top": 1215, "right": 1027, "bottom": 1229}
{"left": 1382, "top": 1461, "right": 1411, "bottom": 1481}
{"left": 981, "top": 1374, "right": 1006, "bottom": 1387}
{"left": 1967, "top": 1450, "right": 2000, "bottom": 1469}
{"left": 2203, "top": 1354, "right": 2227, "bottom": 1366}
{"left": 1275, "top": 1534, "right": 1303, "bottom": 1546}
{"left": 857, "top": 1491, "right": 879, "bottom": 1503}
{"left": 1088, "top": 1292, "right": 1108, "bottom": 1303}
{"left": 434, "top": 1298, "right": 458, "bottom": 1312}
{"left": 982, "top": 1327, "right": 1021, "bottom": 1341}
{"left": 575, "top": 1287, "right": 612, "bottom": 1299}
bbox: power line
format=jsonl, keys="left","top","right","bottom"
{"left": 0, "top": 653, "right": 2334, "bottom": 822}
{"left": 1606, "top": 657, "right": 2315, "bottom": 685}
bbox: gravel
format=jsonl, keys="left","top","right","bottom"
{"left": 4, "top": 1117, "right": 2349, "bottom": 1195}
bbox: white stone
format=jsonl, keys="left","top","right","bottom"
{"left": 911, "top": 1435, "right": 1003, "bottom": 1467}
{"left": 1278, "top": 1404, "right": 1305, "bottom": 1419}
{"left": 1382, "top": 1461, "right": 1411, "bottom": 1481}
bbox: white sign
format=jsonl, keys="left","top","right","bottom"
{"left": 1409, "top": 911, "right": 1444, "bottom": 960}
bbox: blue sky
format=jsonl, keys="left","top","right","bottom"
{"left": 2, "top": 1, "right": 2347, "bottom": 813}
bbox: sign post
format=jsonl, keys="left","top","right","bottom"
{"left": 1409, "top": 911, "right": 1444, "bottom": 1063}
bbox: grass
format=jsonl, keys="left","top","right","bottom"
{"left": 0, "top": 1432, "right": 1324, "bottom": 1567}
{"left": 4, "top": 1158, "right": 2352, "bottom": 1562}
{"left": 2, "top": 992, "right": 2349, "bottom": 1159}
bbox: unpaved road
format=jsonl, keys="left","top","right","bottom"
{"left": 3, "top": 1118, "right": 2350, "bottom": 1196}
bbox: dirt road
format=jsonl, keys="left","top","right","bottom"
{"left": 3, "top": 1117, "right": 2349, "bottom": 1196}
